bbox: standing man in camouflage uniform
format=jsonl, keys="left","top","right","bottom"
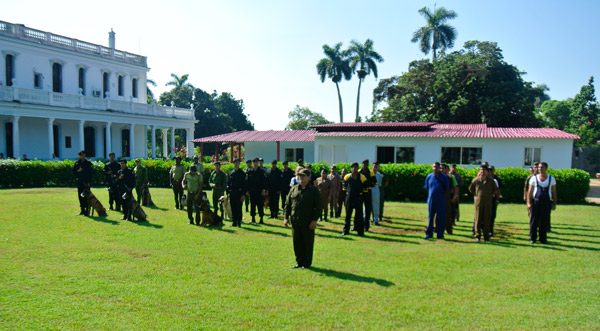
{"left": 169, "top": 156, "right": 186, "bottom": 210}
{"left": 73, "top": 150, "right": 93, "bottom": 216}
{"left": 104, "top": 152, "right": 120, "bottom": 211}
{"left": 227, "top": 159, "right": 247, "bottom": 227}
{"left": 284, "top": 168, "right": 321, "bottom": 269}
{"left": 209, "top": 161, "right": 227, "bottom": 216}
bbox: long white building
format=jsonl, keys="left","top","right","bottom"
{"left": 0, "top": 20, "right": 196, "bottom": 160}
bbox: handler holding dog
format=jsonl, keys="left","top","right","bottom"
{"left": 284, "top": 168, "right": 321, "bottom": 269}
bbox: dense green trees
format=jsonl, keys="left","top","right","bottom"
{"left": 285, "top": 105, "right": 332, "bottom": 130}
{"left": 372, "top": 41, "right": 544, "bottom": 127}
{"left": 411, "top": 6, "right": 458, "bottom": 61}
{"left": 348, "top": 39, "right": 384, "bottom": 122}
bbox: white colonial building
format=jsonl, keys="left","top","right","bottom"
{"left": 0, "top": 20, "right": 196, "bottom": 160}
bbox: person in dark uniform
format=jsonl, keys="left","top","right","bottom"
{"left": 284, "top": 168, "right": 321, "bottom": 269}
{"left": 267, "top": 160, "right": 282, "bottom": 219}
{"left": 117, "top": 159, "right": 135, "bottom": 221}
{"left": 305, "top": 163, "right": 317, "bottom": 183}
{"left": 244, "top": 159, "right": 252, "bottom": 212}
{"left": 183, "top": 165, "right": 203, "bottom": 225}
{"left": 342, "top": 162, "right": 367, "bottom": 236}
{"left": 527, "top": 162, "right": 557, "bottom": 244}
{"left": 423, "top": 162, "right": 449, "bottom": 239}
{"left": 227, "top": 159, "right": 247, "bottom": 227}
{"left": 337, "top": 168, "right": 348, "bottom": 217}
{"left": 247, "top": 158, "right": 267, "bottom": 223}
{"left": 280, "top": 160, "right": 295, "bottom": 210}
{"left": 73, "top": 150, "right": 93, "bottom": 216}
{"left": 360, "top": 159, "right": 376, "bottom": 231}
{"left": 169, "top": 156, "right": 186, "bottom": 210}
{"left": 297, "top": 159, "right": 304, "bottom": 168}
{"left": 209, "top": 161, "right": 227, "bottom": 216}
{"left": 103, "top": 152, "right": 120, "bottom": 211}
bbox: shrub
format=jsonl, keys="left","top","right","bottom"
{"left": 0, "top": 160, "right": 590, "bottom": 204}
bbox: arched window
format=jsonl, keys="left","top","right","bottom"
{"left": 84, "top": 126, "right": 96, "bottom": 157}
{"left": 52, "top": 62, "right": 62, "bottom": 93}
{"left": 5, "top": 54, "right": 14, "bottom": 86}
{"left": 121, "top": 129, "right": 130, "bottom": 157}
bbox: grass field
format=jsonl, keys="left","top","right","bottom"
{"left": 1, "top": 187, "right": 599, "bottom": 330}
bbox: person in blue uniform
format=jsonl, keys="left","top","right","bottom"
{"left": 423, "top": 162, "right": 450, "bottom": 239}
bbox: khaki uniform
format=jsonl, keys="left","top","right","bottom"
{"left": 315, "top": 177, "right": 332, "bottom": 220}
{"left": 469, "top": 176, "right": 497, "bottom": 240}
{"left": 184, "top": 171, "right": 203, "bottom": 224}
{"left": 327, "top": 173, "right": 342, "bottom": 217}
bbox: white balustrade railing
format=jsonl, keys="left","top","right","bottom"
{"left": 0, "top": 86, "right": 194, "bottom": 120}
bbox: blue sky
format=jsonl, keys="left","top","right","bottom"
{"left": 4, "top": 0, "right": 600, "bottom": 130}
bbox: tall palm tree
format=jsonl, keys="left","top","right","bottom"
{"left": 146, "top": 78, "right": 157, "bottom": 101}
{"left": 316, "top": 43, "right": 352, "bottom": 122}
{"left": 165, "top": 73, "right": 194, "bottom": 89}
{"left": 411, "top": 6, "right": 458, "bottom": 61}
{"left": 349, "top": 39, "right": 384, "bottom": 121}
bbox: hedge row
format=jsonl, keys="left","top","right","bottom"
{"left": 0, "top": 160, "right": 590, "bottom": 204}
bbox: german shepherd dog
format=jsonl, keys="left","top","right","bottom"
{"left": 199, "top": 192, "right": 223, "bottom": 226}
{"left": 218, "top": 195, "right": 232, "bottom": 221}
{"left": 82, "top": 189, "right": 107, "bottom": 216}
{"left": 122, "top": 190, "right": 147, "bottom": 222}
{"left": 142, "top": 186, "right": 154, "bottom": 206}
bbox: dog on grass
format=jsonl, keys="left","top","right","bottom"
{"left": 142, "top": 186, "right": 154, "bottom": 206}
{"left": 81, "top": 189, "right": 107, "bottom": 216}
{"left": 218, "top": 195, "right": 233, "bottom": 221}
{"left": 199, "top": 192, "right": 223, "bottom": 226}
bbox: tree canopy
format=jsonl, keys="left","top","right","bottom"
{"left": 285, "top": 105, "right": 332, "bottom": 130}
{"left": 411, "top": 6, "right": 458, "bottom": 61}
{"left": 316, "top": 43, "right": 352, "bottom": 122}
{"left": 371, "top": 40, "right": 544, "bottom": 127}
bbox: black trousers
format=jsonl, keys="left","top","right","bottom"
{"left": 268, "top": 190, "right": 280, "bottom": 217}
{"left": 244, "top": 193, "right": 249, "bottom": 211}
{"left": 344, "top": 198, "right": 364, "bottom": 235}
{"left": 172, "top": 179, "right": 183, "bottom": 209}
{"left": 336, "top": 191, "right": 346, "bottom": 217}
{"left": 230, "top": 193, "right": 243, "bottom": 226}
{"left": 187, "top": 192, "right": 201, "bottom": 224}
{"left": 249, "top": 191, "right": 264, "bottom": 218}
{"left": 281, "top": 188, "right": 290, "bottom": 210}
{"left": 108, "top": 184, "right": 121, "bottom": 211}
{"left": 121, "top": 190, "right": 133, "bottom": 220}
{"left": 292, "top": 225, "right": 315, "bottom": 268}
{"left": 530, "top": 195, "right": 551, "bottom": 243}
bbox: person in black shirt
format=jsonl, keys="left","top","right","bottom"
{"left": 227, "top": 159, "right": 247, "bottom": 227}
{"left": 342, "top": 162, "right": 367, "bottom": 236}
{"left": 267, "top": 160, "right": 283, "bottom": 219}
{"left": 73, "top": 150, "right": 93, "bottom": 216}
{"left": 280, "top": 160, "right": 295, "bottom": 210}
{"left": 247, "top": 158, "right": 267, "bottom": 223}
{"left": 244, "top": 159, "right": 252, "bottom": 212}
{"left": 117, "top": 159, "right": 136, "bottom": 221}
{"left": 103, "top": 152, "right": 121, "bottom": 211}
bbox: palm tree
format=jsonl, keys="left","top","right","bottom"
{"left": 349, "top": 39, "right": 384, "bottom": 121}
{"left": 411, "top": 6, "right": 458, "bottom": 61}
{"left": 316, "top": 43, "right": 352, "bottom": 122}
{"left": 146, "top": 78, "right": 157, "bottom": 102}
{"left": 165, "top": 73, "right": 194, "bottom": 89}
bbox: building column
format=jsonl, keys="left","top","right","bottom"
{"left": 13, "top": 116, "right": 20, "bottom": 158}
{"left": 151, "top": 125, "right": 156, "bottom": 159}
{"left": 105, "top": 122, "right": 112, "bottom": 157}
{"left": 170, "top": 127, "right": 175, "bottom": 158}
{"left": 186, "top": 127, "right": 194, "bottom": 158}
{"left": 47, "top": 118, "right": 55, "bottom": 159}
{"left": 129, "top": 124, "right": 135, "bottom": 158}
{"left": 78, "top": 120, "right": 85, "bottom": 153}
{"left": 162, "top": 129, "right": 168, "bottom": 158}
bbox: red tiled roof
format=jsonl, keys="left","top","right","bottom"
{"left": 191, "top": 130, "right": 315, "bottom": 143}
{"left": 311, "top": 122, "right": 436, "bottom": 129}
{"left": 315, "top": 127, "right": 579, "bottom": 139}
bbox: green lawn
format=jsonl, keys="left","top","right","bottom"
{"left": 1, "top": 187, "right": 599, "bottom": 330}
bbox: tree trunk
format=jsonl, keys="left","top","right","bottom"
{"left": 335, "top": 82, "right": 344, "bottom": 122}
{"left": 355, "top": 78, "right": 363, "bottom": 121}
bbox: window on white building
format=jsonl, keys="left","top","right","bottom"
{"left": 78, "top": 68, "right": 85, "bottom": 95}
{"left": 118, "top": 75, "right": 124, "bottom": 96}
{"left": 103, "top": 72, "right": 110, "bottom": 98}
{"left": 132, "top": 78, "right": 138, "bottom": 98}
{"left": 122, "top": 129, "right": 130, "bottom": 157}
{"left": 52, "top": 62, "right": 62, "bottom": 93}
{"left": 377, "top": 146, "right": 415, "bottom": 164}
{"left": 319, "top": 145, "right": 346, "bottom": 164}
{"left": 524, "top": 147, "right": 541, "bottom": 166}
{"left": 5, "top": 54, "right": 15, "bottom": 86}
{"left": 285, "top": 148, "right": 304, "bottom": 162}
{"left": 441, "top": 146, "right": 482, "bottom": 165}
{"left": 33, "top": 73, "right": 43, "bottom": 88}
{"left": 84, "top": 127, "right": 96, "bottom": 157}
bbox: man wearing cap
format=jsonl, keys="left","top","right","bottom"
{"left": 104, "top": 152, "right": 121, "bottom": 211}
{"left": 244, "top": 159, "right": 252, "bottom": 212}
{"left": 327, "top": 165, "right": 342, "bottom": 218}
{"left": 183, "top": 165, "right": 203, "bottom": 225}
{"left": 305, "top": 163, "right": 317, "bottom": 183}
{"left": 117, "top": 159, "right": 136, "bottom": 221}
{"left": 284, "top": 168, "right": 321, "bottom": 269}
{"left": 134, "top": 159, "right": 148, "bottom": 204}
{"left": 227, "top": 159, "right": 247, "bottom": 227}
{"left": 169, "top": 156, "right": 186, "bottom": 210}
{"left": 267, "top": 160, "right": 282, "bottom": 219}
{"left": 342, "top": 162, "right": 367, "bottom": 236}
{"left": 190, "top": 155, "right": 205, "bottom": 175}
{"left": 469, "top": 165, "right": 498, "bottom": 242}
{"left": 247, "top": 158, "right": 267, "bottom": 223}
{"left": 360, "top": 159, "right": 377, "bottom": 231}
{"left": 209, "top": 161, "right": 227, "bottom": 216}
{"left": 280, "top": 160, "right": 295, "bottom": 211}
{"left": 73, "top": 150, "right": 93, "bottom": 216}
{"left": 423, "top": 162, "right": 450, "bottom": 239}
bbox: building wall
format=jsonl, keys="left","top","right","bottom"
{"left": 245, "top": 141, "right": 315, "bottom": 163}
{"left": 314, "top": 136, "right": 575, "bottom": 169}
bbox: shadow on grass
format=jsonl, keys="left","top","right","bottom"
{"left": 84, "top": 215, "right": 120, "bottom": 225}
{"left": 144, "top": 204, "right": 169, "bottom": 211}
{"left": 309, "top": 267, "right": 395, "bottom": 287}
{"left": 241, "top": 225, "right": 289, "bottom": 237}
{"left": 201, "top": 225, "right": 236, "bottom": 233}
{"left": 131, "top": 220, "right": 163, "bottom": 229}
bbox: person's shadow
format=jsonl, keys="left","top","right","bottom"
{"left": 309, "top": 267, "right": 395, "bottom": 287}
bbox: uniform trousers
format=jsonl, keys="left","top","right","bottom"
{"left": 187, "top": 192, "right": 201, "bottom": 224}
{"left": 172, "top": 179, "right": 184, "bottom": 209}
{"left": 268, "top": 190, "right": 280, "bottom": 217}
{"left": 292, "top": 225, "right": 315, "bottom": 268}
{"left": 77, "top": 182, "right": 89, "bottom": 213}
{"left": 530, "top": 191, "right": 551, "bottom": 243}
{"left": 344, "top": 197, "right": 364, "bottom": 235}
{"left": 426, "top": 197, "right": 446, "bottom": 238}
{"left": 249, "top": 191, "right": 264, "bottom": 219}
{"left": 230, "top": 192, "right": 243, "bottom": 226}
{"left": 212, "top": 189, "right": 224, "bottom": 215}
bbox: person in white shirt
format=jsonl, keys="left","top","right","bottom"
{"left": 527, "top": 162, "right": 557, "bottom": 244}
